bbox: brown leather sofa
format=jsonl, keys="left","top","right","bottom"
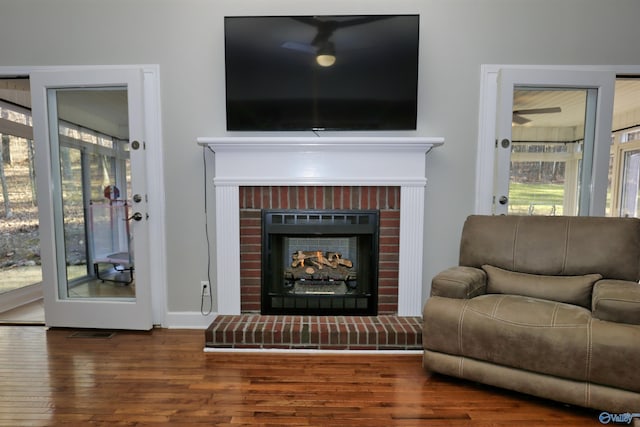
{"left": 422, "top": 215, "right": 640, "bottom": 412}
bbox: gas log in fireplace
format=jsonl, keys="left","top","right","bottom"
{"left": 262, "top": 210, "right": 379, "bottom": 315}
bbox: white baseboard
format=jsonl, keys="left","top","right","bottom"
{"left": 163, "top": 311, "right": 217, "bottom": 329}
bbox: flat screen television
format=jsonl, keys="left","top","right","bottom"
{"left": 224, "top": 15, "right": 419, "bottom": 131}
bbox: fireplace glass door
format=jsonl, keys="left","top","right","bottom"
{"left": 262, "top": 210, "right": 379, "bottom": 315}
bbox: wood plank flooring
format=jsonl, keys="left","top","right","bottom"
{"left": 0, "top": 326, "right": 605, "bottom": 426}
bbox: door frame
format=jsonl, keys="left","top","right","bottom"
{"left": 0, "top": 65, "right": 166, "bottom": 327}
{"left": 476, "top": 64, "right": 640, "bottom": 215}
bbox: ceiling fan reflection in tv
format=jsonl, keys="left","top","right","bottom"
{"left": 280, "top": 16, "right": 391, "bottom": 68}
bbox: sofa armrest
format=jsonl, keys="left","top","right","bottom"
{"left": 431, "top": 266, "right": 487, "bottom": 299}
{"left": 592, "top": 279, "right": 640, "bottom": 325}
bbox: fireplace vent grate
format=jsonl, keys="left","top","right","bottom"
{"left": 262, "top": 209, "right": 379, "bottom": 316}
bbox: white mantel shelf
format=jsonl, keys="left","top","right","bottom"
{"left": 199, "top": 135, "right": 444, "bottom": 317}
{"left": 198, "top": 136, "right": 443, "bottom": 187}
{"left": 198, "top": 135, "right": 444, "bottom": 150}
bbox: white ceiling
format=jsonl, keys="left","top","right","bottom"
{"left": 513, "top": 79, "right": 640, "bottom": 130}
{"left": 0, "top": 78, "right": 129, "bottom": 140}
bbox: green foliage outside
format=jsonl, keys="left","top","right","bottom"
{"left": 509, "top": 182, "right": 565, "bottom": 215}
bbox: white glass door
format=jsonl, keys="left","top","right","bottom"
{"left": 31, "top": 68, "right": 151, "bottom": 330}
{"left": 495, "top": 69, "right": 615, "bottom": 216}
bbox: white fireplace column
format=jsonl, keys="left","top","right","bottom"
{"left": 214, "top": 185, "right": 241, "bottom": 315}
{"left": 198, "top": 136, "right": 443, "bottom": 316}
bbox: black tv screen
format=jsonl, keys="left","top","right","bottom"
{"left": 224, "top": 15, "right": 419, "bottom": 131}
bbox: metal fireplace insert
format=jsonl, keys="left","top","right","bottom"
{"left": 262, "top": 209, "right": 379, "bottom": 315}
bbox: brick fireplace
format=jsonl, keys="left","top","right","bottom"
{"left": 198, "top": 135, "right": 443, "bottom": 317}
{"left": 239, "top": 186, "right": 400, "bottom": 315}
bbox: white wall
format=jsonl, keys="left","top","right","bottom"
{"left": 1, "top": 0, "right": 640, "bottom": 320}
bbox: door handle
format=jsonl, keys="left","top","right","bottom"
{"left": 498, "top": 196, "right": 509, "bottom": 205}
{"left": 126, "top": 212, "right": 143, "bottom": 222}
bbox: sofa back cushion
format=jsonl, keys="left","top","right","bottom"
{"left": 482, "top": 264, "right": 601, "bottom": 308}
{"left": 460, "top": 215, "right": 640, "bottom": 282}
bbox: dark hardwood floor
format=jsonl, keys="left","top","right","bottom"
{"left": 0, "top": 326, "right": 604, "bottom": 426}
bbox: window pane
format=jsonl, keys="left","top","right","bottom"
{"left": 622, "top": 130, "right": 640, "bottom": 143}
{"left": 59, "top": 146, "right": 89, "bottom": 283}
{"left": 509, "top": 88, "right": 588, "bottom": 216}
{"left": 607, "top": 78, "right": 640, "bottom": 217}
{"left": 620, "top": 149, "right": 640, "bottom": 217}
{"left": 0, "top": 135, "right": 42, "bottom": 294}
{"left": 508, "top": 142, "right": 581, "bottom": 215}
{"left": 52, "top": 87, "right": 134, "bottom": 300}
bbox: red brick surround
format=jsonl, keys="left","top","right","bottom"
{"left": 239, "top": 186, "right": 400, "bottom": 314}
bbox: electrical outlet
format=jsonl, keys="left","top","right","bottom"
{"left": 201, "top": 281, "right": 210, "bottom": 297}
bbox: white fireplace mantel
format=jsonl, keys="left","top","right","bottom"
{"left": 197, "top": 135, "right": 444, "bottom": 316}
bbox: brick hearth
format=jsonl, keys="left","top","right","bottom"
{"left": 205, "top": 315, "right": 422, "bottom": 351}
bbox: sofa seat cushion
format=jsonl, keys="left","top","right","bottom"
{"left": 482, "top": 264, "right": 600, "bottom": 308}
{"left": 590, "top": 319, "right": 640, "bottom": 393}
{"left": 424, "top": 294, "right": 592, "bottom": 382}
